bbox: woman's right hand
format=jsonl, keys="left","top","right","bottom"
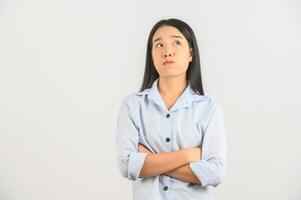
{"left": 182, "top": 147, "right": 202, "bottom": 162}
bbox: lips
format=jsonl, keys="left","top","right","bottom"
{"left": 163, "top": 60, "right": 175, "bottom": 65}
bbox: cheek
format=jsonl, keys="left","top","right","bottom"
{"left": 152, "top": 51, "right": 162, "bottom": 65}
{"left": 151, "top": 50, "right": 156, "bottom": 60}
{"left": 176, "top": 50, "right": 190, "bottom": 67}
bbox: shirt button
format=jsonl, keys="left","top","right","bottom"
{"left": 166, "top": 113, "right": 170, "bottom": 118}
{"left": 163, "top": 186, "right": 169, "bottom": 191}
{"left": 165, "top": 137, "right": 170, "bottom": 142}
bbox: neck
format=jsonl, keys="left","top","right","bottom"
{"left": 157, "top": 75, "right": 188, "bottom": 99}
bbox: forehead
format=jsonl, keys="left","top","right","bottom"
{"left": 152, "top": 25, "right": 185, "bottom": 42}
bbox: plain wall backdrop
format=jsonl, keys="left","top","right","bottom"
{"left": 0, "top": 0, "right": 300, "bottom": 199}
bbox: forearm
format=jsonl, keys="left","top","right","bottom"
{"left": 164, "top": 148, "right": 203, "bottom": 185}
{"left": 139, "top": 150, "right": 189, "bottom": 179}
{"left": 164, "top": 164, "right": 201, "bottom": 184}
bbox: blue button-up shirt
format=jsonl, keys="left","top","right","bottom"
{"left": 115, "top": 78, "right": 227, "bottom": 200}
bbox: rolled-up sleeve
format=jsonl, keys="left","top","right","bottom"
{"left": 115, "top": 97, "right": 148, "bottom": 181}
{"left": 189, "top": 103, "right": 227, "bottom": 187}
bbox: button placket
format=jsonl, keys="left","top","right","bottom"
{"left": 165, "top": 113, "right": 171, "bottom": 145}
{"left": 163, "top": 112, "right": 173, "bottom": 194}
{"left": 164, "top": 111, "right": 173, "bottom": 162}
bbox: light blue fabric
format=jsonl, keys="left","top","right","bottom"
{"left": 115, "top": 78, "right": 227, "bottom": 200}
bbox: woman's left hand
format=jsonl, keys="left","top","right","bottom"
{"left": 138, "top": 144, "right": 153, "bottom": 154}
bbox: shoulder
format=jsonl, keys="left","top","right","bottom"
{"left": 193, "top": 93, "right": 213, "bottom": 103}
{"left": 118, "top": 90, "right": 146, "bottom": 109}
{"left": 192, "top": 94, "right": 224, "bottom": 119}
{"left": 193, "top": 93, "right": 218, "bottom": 108}
{"left": 121, "top": 87, "right": 153, "bottom": 104}
{"left": 200, "top": 95, "right": 224, "bottom": 120}
{"left": 204, "top": 95, "right": 222, "bottom": 112}
{"left": 125, "top": 91, "right": 145, "bottom": 102}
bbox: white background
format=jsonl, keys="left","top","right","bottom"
{"left": 0, "top": 0, "right": 300, "bottom": 199}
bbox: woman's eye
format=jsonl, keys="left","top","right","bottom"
{"left": 174, "top": 40, "right": 181, "bottom": 45}
{"left": 155, "top": 43, "right": 163, "bottom": 48}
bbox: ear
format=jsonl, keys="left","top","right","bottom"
{"left": 189, "top": 48, "right": 193, "bottom": 62}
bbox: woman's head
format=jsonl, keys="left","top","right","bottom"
{"left": 140, "top": 18, "right": 205, "bottom": 95}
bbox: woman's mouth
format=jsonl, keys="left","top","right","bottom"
{"left": 163, "top": 60, "right": 175, "bottom": 65}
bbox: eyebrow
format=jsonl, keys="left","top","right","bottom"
{"left": 153, "top": 35, "right": 184, "bottom": 43}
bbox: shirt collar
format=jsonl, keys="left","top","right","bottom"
{"left": 135, "top": 78, "right": 206, "bottom": 112}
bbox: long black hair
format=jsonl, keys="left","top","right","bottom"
{"left": 139, "top": 18, "right": 205, "bottom": 95}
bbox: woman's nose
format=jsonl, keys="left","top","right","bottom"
{"left": 162, "top": 50, "right": 175, "bottom": 58}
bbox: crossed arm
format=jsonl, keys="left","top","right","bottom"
{"left": 138, "top": 144, "right": 202, "bottom": 185}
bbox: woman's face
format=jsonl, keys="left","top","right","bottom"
{"left": 151, "top": 25, "right": 193, "bottom": 78}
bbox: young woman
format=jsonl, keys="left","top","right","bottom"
{"left": 115, "top": 18, "right": 227, "bottom": 200}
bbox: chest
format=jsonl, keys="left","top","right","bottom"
{"left": 138, "top": 106, "right": 205, "bottom": 153}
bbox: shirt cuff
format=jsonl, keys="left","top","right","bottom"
{"left": 128, "top": 152, "right": 148, "bottom": 181}
{"left": 189, "top": 160, "right": 222, "bottom": 187}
